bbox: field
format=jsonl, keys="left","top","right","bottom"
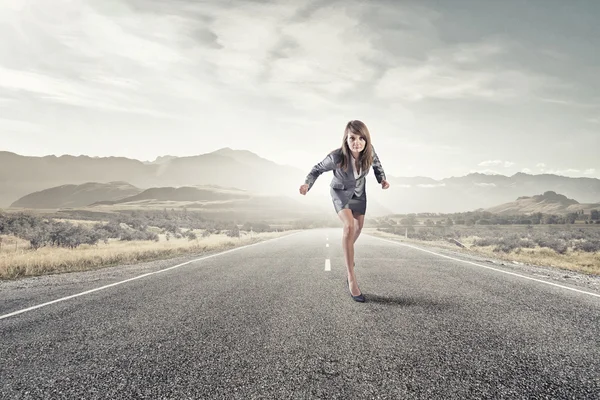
{"left": 370, "top": 224, "right": 600, "bottom": 275}
{"left": 0, "top": 230, "right": 295, "bottom": 280}
{"left": 2, "top": 207, "right": 600, "bottom": 279}
{"left": 0, "top": 208, "right": 303, "bottom": 280}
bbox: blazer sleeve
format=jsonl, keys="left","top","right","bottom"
{"left": 304, "top": 152, "right": 337, "bottom": 191}
{"left": 371, "top": 145, "right": 386, "bottom": 184}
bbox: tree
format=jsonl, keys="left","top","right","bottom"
{"left": 591, "top": 209, "right": 599, "bottom": 221}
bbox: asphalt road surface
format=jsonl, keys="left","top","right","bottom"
{"left": 1, "top": 229, "right": 599, "bottom": 399}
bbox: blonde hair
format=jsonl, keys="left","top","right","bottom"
{"left": 332, "top": 120, "right": 374, "bottom": 172}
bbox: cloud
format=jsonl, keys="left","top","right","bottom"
{"left": 0, "top": 65, "right": 180, "bottom": 118}
{"left": 521, "top": 168, "right": 532, "bottom": 173}
{"left": 373, "top": 35, "right": 562, "bottom": 103}
{"left": 535, "top": 165, "right": 597, "bottom": 178}
{"left": 536, "top": 163, "right": 546, "bottom": 168}
{"left": 474, "top": 183, "right": 496, "bottom": 187}
{"left": 0, "top": 0, "right": 218, "bottom": 118}
{"left": 417, "top": 183, "right": 446, "bottom": 188}
{"left": 1, "top": 0, "right": 598, "bottom": 179}
{"left": 192, "top": 0, "right": 383, "bottom": 111}
{"left": 540, "top": 97, "right": 600, "bottom": 109}
{"left": 0, "top": 0, "right": 587, "bottom": 120}
{"left": 0, "top": 117, "right": 41, "bottom": 133}
{"left": 542, "top": 168, "right": 581, "bottom": 176}
{"left": 470, "top": 169, "right": 501, "bottom": 175}
{"left": 478, "top": 160, "right": 514, "bottom": 168}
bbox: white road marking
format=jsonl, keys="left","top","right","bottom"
{"left": 0, "top": 232, "right": 303, "bottom": 321}
{"left": 325, "top": 259, "right": 331, "bottom": 271}
{"left": 369, "top": 235, "right": 600, "bottom": 299}
{"left": 326, "top": 244, "right": 329, "bottom": 247}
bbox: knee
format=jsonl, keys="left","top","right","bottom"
{"left": 342, "top": 222, "right": 354, "bottom": 237}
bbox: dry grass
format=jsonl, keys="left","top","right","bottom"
{"left": 366, "top": 228, "right": 600, "bottom": 276}
{"left": 55, "top": 218, "right": 102, "bottom": 227}
{"left": 462, "top": 246, "right": 600, "bottom": 275}
{"left": 0, "top": 230, "right": 296, "bottom": 280}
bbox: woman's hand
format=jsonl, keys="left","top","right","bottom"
{"left": 299, "top": 184, "right": 309, "bottom": 195}
{"left": 381, "top": 179, "right": 390, "bottom": 189}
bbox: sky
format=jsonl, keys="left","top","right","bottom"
{"left": 1, "top": 0, "right": 599, "bottom": 180}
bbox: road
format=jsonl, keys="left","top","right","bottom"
{"left": 1, "top": 229, "right": 599, "bottom": 399}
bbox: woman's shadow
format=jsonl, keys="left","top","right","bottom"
{"left": 363, "top": 293, "right": 454, "bottom": 310}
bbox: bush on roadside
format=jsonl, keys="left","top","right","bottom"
{"left": 573, "top": 240, "right": 600, "bottom": 252}
{"left": 120, "top": 230, "right": 159, "bottom": 242}
{"left": 226, "top": 227, "right": 240, "bottom": 238}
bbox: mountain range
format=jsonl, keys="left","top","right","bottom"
{"left": 485, "top": 191, "right": 600, "bottom": 215}
{"left": 8, "top": 181, "right": 332, "bottom": 221}
{"left": 2, "top": 149, "right": 600, "bottom": 214}
{"left": 11, "top": 181, "right": 141, "bottom": 209}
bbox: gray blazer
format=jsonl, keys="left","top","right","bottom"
{"left": 304, "top": 145, "right": 386, "bottom": 207}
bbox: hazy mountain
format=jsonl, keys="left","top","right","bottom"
{"left": 10, "top": 181, "right": 142, "bottom": 209}
{"left": 3, "top": 149, "right": 600, "bottom": 214}
{"left": 485, "top": 191, "right": 600, "bottom": 215}
{"left": 0, "top": 151, "right": 149, "bottom": 208}
{"left": 89, "top": 184, "right": 330, "bottom": 221}
{"left": 0, "top": 149, "right": 304, "bottom": 208}
{"left": 144, "top": 155, "right": 178, "bottom": 165}
{"left": 97, "top": 185, "right": 252, "bottom": 204}
{"left": 371, "top": 172, "right": 600, "bottom": 213}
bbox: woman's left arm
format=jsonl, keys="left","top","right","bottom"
{"left": 371, "top": 145, "right": 387, "bottom": 184}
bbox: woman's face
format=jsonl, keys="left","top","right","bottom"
{"left": 346, "top": 132, "right": 366, "bottom": 153}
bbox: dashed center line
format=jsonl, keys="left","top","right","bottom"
{"left": 325, "top": 259, "right": 331, "bottom": 271}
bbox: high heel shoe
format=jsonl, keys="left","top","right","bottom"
{"left": 346, "top": 278, "right": 365, "bottom": 302}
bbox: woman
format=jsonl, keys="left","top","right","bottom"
{"left": 299, "top": 120, "right": 390, "bottom": 302}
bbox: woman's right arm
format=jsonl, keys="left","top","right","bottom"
{"left": 303, "top": 152, "right": 337, "bottom": 192}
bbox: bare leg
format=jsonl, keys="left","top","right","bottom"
{"left": 351, "top": 213, "right": 365, "bottom": 273}
{"left": 352, "top": 212, "right": 365, "bottom": 244}
{"left": 338, "top": 209, "right": 361, "bottom": 296}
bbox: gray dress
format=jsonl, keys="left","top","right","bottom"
{"left": 338, "top": 159, "right": 368, "bottom": 214}
{"left": 304, "top": 146, "right": 386, "bottom": 216}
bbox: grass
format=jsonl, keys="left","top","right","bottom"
{"left": 0, "top": 230, "right": 296, "bottom": 280}
{"left": 4, "top": 210, "right": 599, "bottom": 280}
{"left": 367, "top": 228, "right": 600, "bottom": 276}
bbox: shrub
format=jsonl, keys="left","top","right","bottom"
{"left": 519, "top": 238, "right": 536, "bottom": 248}
{"left": 543, "top": 239, "right": 568, "bottom": 254}
{"left": 574, "top": 240, "right": 600, "bottom": 252}
{"left": 493, "top": 235, "right": 522, "bottom": 253}
{"left": 226, "top": 227, "right": 240, "bottom": 238}
{"left": 120, "top": 230, "right": 159, "bottom": 242}
{"left": 494, "top": 241, "right": 520, "bottom": 253}
{"left": 473, "top": 237, "right": 497, "bottom": 247}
